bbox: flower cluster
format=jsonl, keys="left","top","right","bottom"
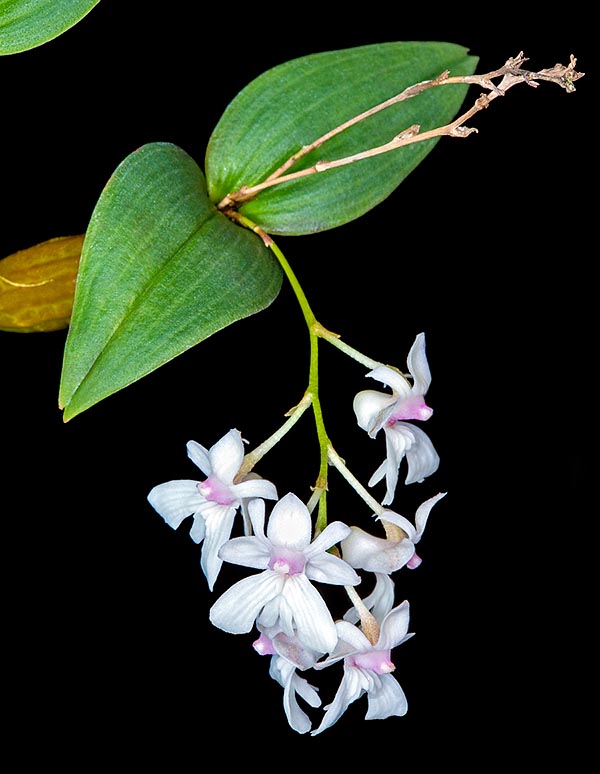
{"left": 148, "top": 332, "right": 445, "bottom": 734}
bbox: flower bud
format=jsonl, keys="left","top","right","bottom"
{"left": 0, "top": 234, "right": 84, "bottom": 332}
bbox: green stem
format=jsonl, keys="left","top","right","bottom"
{"left": 234, "top": 213, "right": 332, "bottom": 530}
{"left": 269, "top": 239, "right": 331, "bottom": 532}
{"left": 327, "top": 445, "right": 386, "bottom": 517}
{"left": 313, "top": 322, "right": 384, "bottom": 370}
{"left": 238, "top": 392, "right": 313, "bottom": 480}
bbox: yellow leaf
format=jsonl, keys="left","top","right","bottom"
{"left": 0, "top": 235, "right": 84, "bottom": 332}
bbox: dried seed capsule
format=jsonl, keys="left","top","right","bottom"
{"left": 0, "top": 234, "right": 84, "bottom": 332}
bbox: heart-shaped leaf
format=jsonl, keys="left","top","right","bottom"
{"left": 206, "top": 42, "right": 478, "bottom": 235}
{"left": 0, "top": 0, "right": 100, "bottom": 54}
{"left": 59, "top": 142, "right": 282, "bottom": 421}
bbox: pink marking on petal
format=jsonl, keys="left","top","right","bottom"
{"left": 389, "top": 396, "right": 433, "bottom": 422}
{"left": 268, "top": 548, "right": 306, "bottom": 575}
{"left": 407, "top": 552, "right": 422, "bottom": 570}
{"left": 197, "top": 474, "right": 237, "bottom": 506}
{"left": 253, "top": 633, "right": 277, "bottom": 656}
{"left": 351, "top": 649, "right": 395, "bottom": 674}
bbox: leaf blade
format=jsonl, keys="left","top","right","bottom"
{"left": 59, "top": 142, "right": 282, "bottom": 420}
{"left": 0, "top": 0, "right": 100, "bottom": 54}
{"left": 206, "top": 42, "right": 479, "bottom": 235}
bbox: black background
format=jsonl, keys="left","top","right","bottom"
{"left": 2, "top": 3, "right": 592, "bottom": 765}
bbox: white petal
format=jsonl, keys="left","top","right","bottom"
{"left": 219, "top": 535, "right": 270, "bottom": 569}
{"left": 400, "top": 423, "right": 440, "bottom": 484}
{"left": 200, "top": 504, "right": 236, "bottom": 591}
{"left": 367, "top": 365, "right": 412, "bottom": 397}
{"left": 271, "top": 632, "right": 322, "bottom": 668}
{"left": 282, "top": 574, "right": 338, "bottom": 653}
{"left": 314, "top": 621, "right": 366, "bottom": 666}
{"left": 384, "top": 422, "right": 439, "bottom": 489}
{"left": 232, "top": 478, "right": 278, "bottom": 501}
{"left": 310, "top": 668, "right": 365, "bottom": 736}
{"left": 406, "top": 332, "right": 432, "bottom": 396}
{"left": 365, "top": 573, "right": 396, "bottom": 624}
{"left": 267, "top": 493, "right": 312, "bottom": 550}
{"left": 258, "top": 595, "right": 284, "bottom": 630}
{"left": 189, "top": 515, "right": 206, "bottom": 544}
{"left": 365, "top": 673, "right": 408, "bottom": 719}
{"left": 186, "top": 440, "right": 211, "bottom": 475}
{"left": 209, "top": 572, "right": 283, "bottom": 633}
{"left": 241, "top": 503, "right": 252, "bottom": 536}
{"left": 282, "top": 678, "right": 313, "bottom": 734}
{"left": 306, "top": 551, "right": 361, "bottom": 585}
{"left": 305, "top": 520, "right": 352, "bottom": 560}
{"left": 209, "top": 429, "right": 245, "bottom": 484}
{"left": 367, "top": 459, "right": 387, "bottom": 490}
{"left": 342, "top": 527, "right": 388, "bottom": 566}
{"left": 377, "top": 600, "right": 412, "bottom": 650}
{"left": 353, "top": 390, "right": 394, "bottom": 435}
{"left": 247, "top": 498, "right": 266, "bottom": 538}
{"left": 344, "top": 573, "right": 396, "bottom": 625}
{"left": 278, "top": 593, "right": 297, "bottom": 638}
{"left": 414, "top": 492, "right": 447, "bottom": 541}
{"left": 341, "top": 527, "right": 414, "bottom": 574}
{"left": 277, "top": 666, "right": 321, "bottom": 734}
{"left": 147, "top": 480, "right": 203, "bottom": 530}
{"left": 268, "top": 654, "right": 289, "bottom": 687}
{"left": 292, "top": 673, "right": 321, "bottom": 708}
{"left": 378, "top": 509, "right": 416, "bottom": 540}
{"left": 239, "top": 473, "right": 260, "bottom": 534}
{"left": 334, "top": 620, "right": 373, "bottom": 652}
{"left": 382, "top": 429, "right": 406, "bottom": 505}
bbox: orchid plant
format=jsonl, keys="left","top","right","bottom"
{"left": 0, "top": 0, "right": 584, "bottom": 735}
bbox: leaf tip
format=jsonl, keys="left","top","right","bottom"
{"left": 60, "top": 403, "right": 77, "bottom": 423}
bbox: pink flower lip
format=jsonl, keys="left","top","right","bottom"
{"left": 253, "top": 633, "right": 277, "bottom": 656}
{"left": 197, "top": 474, "right": 237, "bottom": 506}
{"left": 350, "top": 649, "right": 395, "bottom": 675}
{"left": 407, "top": 552, "right": 422, "bottom": 570}
{"left": 389, "top": 396, "right": 433, "bottom": 422}
{"left": 268, "top": 547, "right": 306, "bottom": 575}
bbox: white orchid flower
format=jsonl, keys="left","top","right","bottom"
{"left": 253, "top": 626, "right": 322, "bottom": 734}
{"left": 147, "top": 428, "right": 278, "bottom": 590}
{"left": 311, "top": 599, "right": 414, "bottom": 735}
{"left": 341, "top": 492, "right": 447, "bottom": 573}
{"left": 209, "top": 493, "right": 361, "bottom": 654}
{"left": 354, "top": 333, "right": 439, "bottom": 504}
{"left": 343, "top": 573, "right": 396, "bottom": 626}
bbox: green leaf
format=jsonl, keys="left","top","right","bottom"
{"left": 206, "top": 42, "right": 478, "bottom": 235}
{"left": 58, "top": 142, "right": 282, "bottom": 421}
{"left": 0, "top": 0, "right": 100, "bottom": 54}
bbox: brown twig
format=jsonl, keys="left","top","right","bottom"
{"left": 217, "top": 52, "right": 583, "bottom": 212}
